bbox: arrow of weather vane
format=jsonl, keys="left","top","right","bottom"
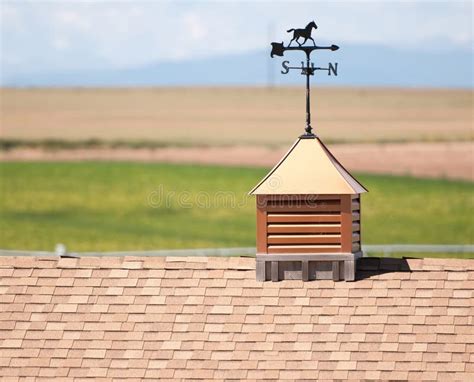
{"left": 270, "top": 21, "right": 339, "bottom": 137}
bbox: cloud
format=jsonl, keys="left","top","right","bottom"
{"left": 54, "top": 9, "right": 91, "bottom": 31}
{"left": 52, "top": 36, "right": 70, "bottom": 51}
{"left": 183, "top": 13, "right": 208, "bottom": 41}
{"left": 1, "top": 0, "right": 472, "bottom": 78}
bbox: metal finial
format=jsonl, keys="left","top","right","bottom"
{"left": 270, "top": 21, "right": 339, "bottom": 137}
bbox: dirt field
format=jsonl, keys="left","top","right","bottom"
{"left": 1, "top": 87, "right": 472, "bottom": 180}
{"left": 2, "top": 87, "right": 472, "bottom": 145}
{"left": 1, "top": 142, "right": 472, "bottom": 181}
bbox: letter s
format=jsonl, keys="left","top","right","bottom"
{"left": 281, "top": 61, "right": 290, "bottom": 74}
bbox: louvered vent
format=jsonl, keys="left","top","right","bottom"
{"left": 256, "top": 194, "right": 362, "bottom": 256}
{"left": 265, "top": 196, "right": 342, "bottom": 254}
{"left": 352, "top": 195, "right": 361, "bottom": 252}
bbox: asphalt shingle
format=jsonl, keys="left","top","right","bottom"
{"left": 0, "top": 256, "right": 473, "bottom": 381}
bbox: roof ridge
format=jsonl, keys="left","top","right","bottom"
{"left": 2, "top": 256, "right": 474, "bottom": 271}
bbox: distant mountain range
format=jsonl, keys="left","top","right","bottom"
{"left": 2, "top": 43, "right": 472, "bottom": 88}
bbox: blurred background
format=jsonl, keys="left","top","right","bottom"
{"left": 1, "top": 1, "right": 472, "bottom": 87}
{"left": 0, "top": 1, "right": 472, "bottom": 254}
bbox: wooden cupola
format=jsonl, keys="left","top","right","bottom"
{"left": 249, "top": 136, "right": 368, "bottom": 282}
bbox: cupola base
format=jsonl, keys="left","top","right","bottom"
{"left": 256, "top": 252, "right": 362, "bottom": 282}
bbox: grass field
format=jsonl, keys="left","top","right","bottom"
{"left": 2, "top": 87, "right": 472, "bottom": 146}
{"left": 1, "top": 162, "right": 472, "bottom": 255}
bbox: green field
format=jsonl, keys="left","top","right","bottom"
{"left": 0, "top": 162, "right": 473, "bottom": 255}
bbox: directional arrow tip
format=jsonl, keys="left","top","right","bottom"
{"left": 331, "top": 45, "right": 339, "bottom": 51}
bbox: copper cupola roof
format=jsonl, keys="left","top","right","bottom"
{"left": 250, "top": 137, "right": 368, "bottom": 195}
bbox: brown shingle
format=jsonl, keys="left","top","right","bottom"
{"left": 0, "top": 256, "right": 473, "bottom": 380}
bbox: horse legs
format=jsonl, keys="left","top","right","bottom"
{"left": 309, "top": 37, "right": 316, "bottom": 46}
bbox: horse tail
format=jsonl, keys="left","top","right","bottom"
{"left": 286, "top": 28, "right": 295, "bottom": 32}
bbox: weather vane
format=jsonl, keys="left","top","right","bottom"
{"left": 270, "top": 21, "right": 339, "bottom": 138}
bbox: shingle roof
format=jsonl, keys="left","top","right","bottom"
{"left": 249, "top": 137, "right": 368, "bottom": 195}
{"left": 1, "top": 256, "right": 473, "bottom": 381}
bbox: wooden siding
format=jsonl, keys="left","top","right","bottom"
{"left": 257, "top": 194, "right": 362, "bottom": 255}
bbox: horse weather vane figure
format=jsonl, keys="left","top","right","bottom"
{"left": 271, "top": 21, "right": 339, "bottom": 137}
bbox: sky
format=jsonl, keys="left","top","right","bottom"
{"left": 1, "top": 0, "right": 472, "bottom": 78}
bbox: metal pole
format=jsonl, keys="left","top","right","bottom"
{"left": 305, "top": 52, "right": 312, "bottom": 135}
{"left": 269, "top": 23, "right": 339, "bottom": 137}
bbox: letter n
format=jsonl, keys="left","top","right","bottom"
{"left": 328, "top": 62, "right": 338, "bottom": 76}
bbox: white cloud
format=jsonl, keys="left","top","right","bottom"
{"left": 52, "top": 36, "right": 70, "bottom": 51}
{"left": 55, "top": 10, "right": 91, "bottom": 31}
{"left": 0, "top": 2, "right": 23, "bottom": 32}
{"left": 1, "top": 0, "right": 472, "bottom": 77}
{"left": 183, "top": 13, "right": 208, "bottom": 41}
